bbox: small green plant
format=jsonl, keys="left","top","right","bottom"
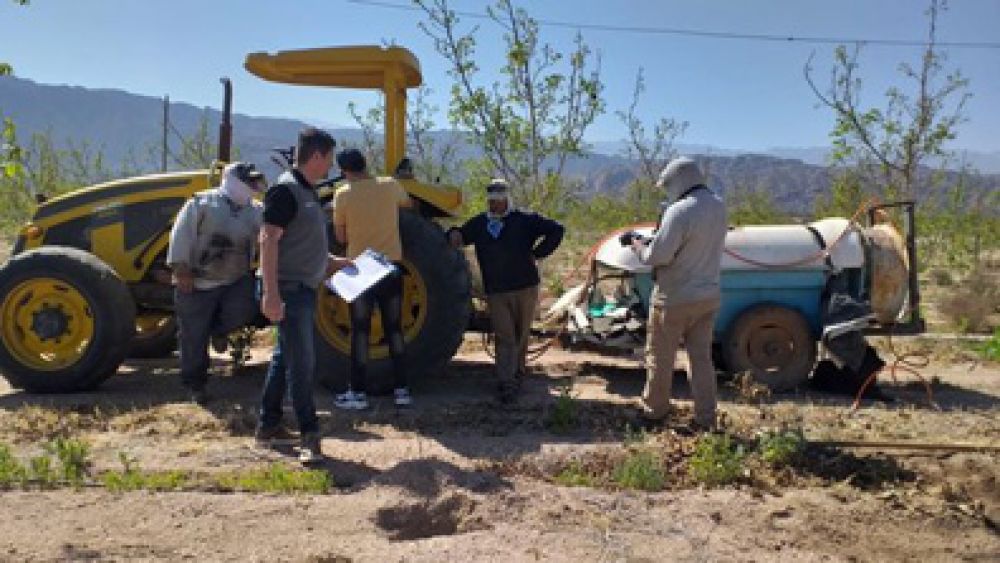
{"left": 216, "top": 463, "right": 332, "bottom": 494}
{"left": 102, "top": 450, "right": 147, "bottom": 492}
{"left": 44, "top": 437, "right": 91, "bottom": 486}
{"left": 688, "top": 433, "right": 745, "bottom": 487}
{"left": 546, "top": 380, "right": 578, "bottom": 433}
{"left": 28, "top": 455, "right": 57, "bottom": 488}
{"left": 554, "top": 460, "right": 596, "bottom": 487}
{"left": 142, "top": 470, "right": 190, "bottom": 491}
{"left": 758, "top": 429, "right": 807, "bottom": 467}
{"left": 0, "top": 444, "right": 27, "bottom": 487}
{"left": 978, "top": 328, "right": 1000, "bottom": 362}
{"left": 622, "top": 423, "right": 647, "bottom": 448}
{"left": 612, "top": 450, "right": 665, "bottom": 491}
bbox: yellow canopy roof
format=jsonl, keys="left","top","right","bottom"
{"left": 244, "top": 45, "right": 422, "bottom": 89}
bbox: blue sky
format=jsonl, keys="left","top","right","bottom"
{"left": 2, "top": 0, "right": 998, "bottom": 152}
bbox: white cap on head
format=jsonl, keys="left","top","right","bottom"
{"left": 220, "top": 161, "right": 264, "bottom": 206}
{"left": 655, "top": 156, "right": 705, "bottom": 198}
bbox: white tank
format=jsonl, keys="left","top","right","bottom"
{"left": 723, "top": 218, "right": 865, "bottom": 271}
{"left": 593, "top": 219, "right": 866, "bottom": 273}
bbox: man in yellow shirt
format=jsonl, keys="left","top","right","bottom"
{"left": 332, "top": 149, "right": 414, "bottom": 409}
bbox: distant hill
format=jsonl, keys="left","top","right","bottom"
{"left": 2, "top": 75, "right": 997, "bottom": 214}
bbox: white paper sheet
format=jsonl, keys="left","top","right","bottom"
{"left": 325, "top": 249, "right": 398, "bottom": 303}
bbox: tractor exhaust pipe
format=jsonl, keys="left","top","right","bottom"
{"left": 218, "top": 77, "right": 233, "bottom": 162}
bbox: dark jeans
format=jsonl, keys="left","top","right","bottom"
{"left": 349, "top": 269, "right": 406, "bottom": 392}
{"left": 175, "top": 275, "right": 258, "bottom": 389}
{"left": 258, "top": 281, "right": 319, "bottom": 434}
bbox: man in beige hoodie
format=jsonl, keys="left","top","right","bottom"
{"left": 628, "top": 157, "right": 727, "bottom": 430}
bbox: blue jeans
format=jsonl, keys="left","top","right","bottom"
{"left": 258, "top": 281, "right": 319, "bottom": 434}
{"left": 175, "top": 275, "right": 258, "bottom": 389}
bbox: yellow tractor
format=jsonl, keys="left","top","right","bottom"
{"left": 0, "top": 46, "right": 471, "bottom": 393}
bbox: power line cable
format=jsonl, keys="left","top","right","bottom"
{"left": 346, "top": 0, "right": 1000, "bottom": 49}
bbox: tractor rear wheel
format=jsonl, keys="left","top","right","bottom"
{"left": 314, "top": 211, "right": 471, "bottom": 394}
{"left": 0, "top": 247, "right": 136, "bottom": 392}
{"left": 722, "top": 303, "right": 816, "bottom": 392}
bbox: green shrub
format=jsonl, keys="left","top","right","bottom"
{"left": 688, "top": 434, "right": 745, "bottom": 487}
{"left": 216, "top": 463, "right": 332, "bottom": 494}
{"left": 978, "top": 328, "right": 1000, "bottom": 362}
{"left": 45, "top": 437, "right": 91, "bottom": 485}
{"left": 554, "top": 460, "right": 596, "bottom": 487}
{"left": 758, "top": 430, "right": 807, "bottom": 467}
{"left": 546, "top": 381, "right": 578, "bottom": 434}
{"left": 613, "top": 450, "right": 665, "bottom": 491}
{"left": 28, "top": 455, "right": 57, "bottom": 487}
{"left": 0, "top": 444, "right": 27, "bottom": 487}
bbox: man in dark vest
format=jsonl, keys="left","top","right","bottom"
{"left": 256, "top": 128, "right": 349, "bottom": 463}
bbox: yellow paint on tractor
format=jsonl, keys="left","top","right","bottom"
{"left": 20, "top": 170, "right": 214, "bottom": 282}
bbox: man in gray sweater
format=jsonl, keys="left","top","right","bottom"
{"left": 628, "top": 156, "right": 727, "bottom": 430}
{"left": 167, "top": 162, "right": 265, "bottom": 404}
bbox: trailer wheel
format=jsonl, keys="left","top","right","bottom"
{"left": 722, "top": 304, "right": 816, "bottom": 392}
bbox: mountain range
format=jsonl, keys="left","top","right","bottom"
{"left": 2, "top": 75, "right": 997, "bottom": 214}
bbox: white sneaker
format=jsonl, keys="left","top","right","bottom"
{"left": 393, "top": 387, "right": 413, "bottom": 407}
{"left": 298, "top": 432, "right": 321, "bottom": 464}
{"left": 333, "top": 390, "right": 368, "bottom": 410}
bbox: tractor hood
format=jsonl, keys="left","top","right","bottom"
{"left": 244, "top": 46, "right": 422, "bottom": 89}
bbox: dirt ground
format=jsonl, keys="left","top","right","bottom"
{"left": 0, "top": 337, "right": 996, "bottom": 562}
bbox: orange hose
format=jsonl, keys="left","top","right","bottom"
{"left": 851, "top": 331, "right": 937, "bottom": 411}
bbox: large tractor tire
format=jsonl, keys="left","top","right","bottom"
{"left": 315, "top": 211, "right": 471, "bottom": 394}
{"left": 0, "top": 247, "right": 136, "bottom": 392}
{"left": 128, "top": 313, "right": 179, "bottom": 359}
{"left": 722, "top": 303, "right": 816, "bottom": 392}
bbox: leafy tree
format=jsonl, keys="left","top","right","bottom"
{"left": 813, "top": 168, "right": 867, "bottom": 218}
{"left": 804, "top": 0, "right": 970, "bottom": 202}
{"left": 1, "top": 0, "right": 30, "bottom": 180}
{"left": 347, "top": 85, "right": 462, "bottom": 186}
{"left": 615, "top": 68, "right": 688, "bottom": 223}
{"left": 347, "top": 100, "right": 386, "bottom": 174}
{"left": 169, "top": 111, "right": 217, "bottom": 169}
{"left": 415, "top": 0, "right": 604, "bottom": 209}
{"left": 405, "top": 85, "right": 461, "bottom": 185}
{"left": 727, "top": 182, "right": 789, "bottom": 225}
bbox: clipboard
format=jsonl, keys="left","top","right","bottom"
{"left": 325, "top": 249, "right": 398, "bottom": 303}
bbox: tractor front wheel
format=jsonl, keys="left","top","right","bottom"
{"left": 0, "top": 247, "right": 136, "bottom": 392}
